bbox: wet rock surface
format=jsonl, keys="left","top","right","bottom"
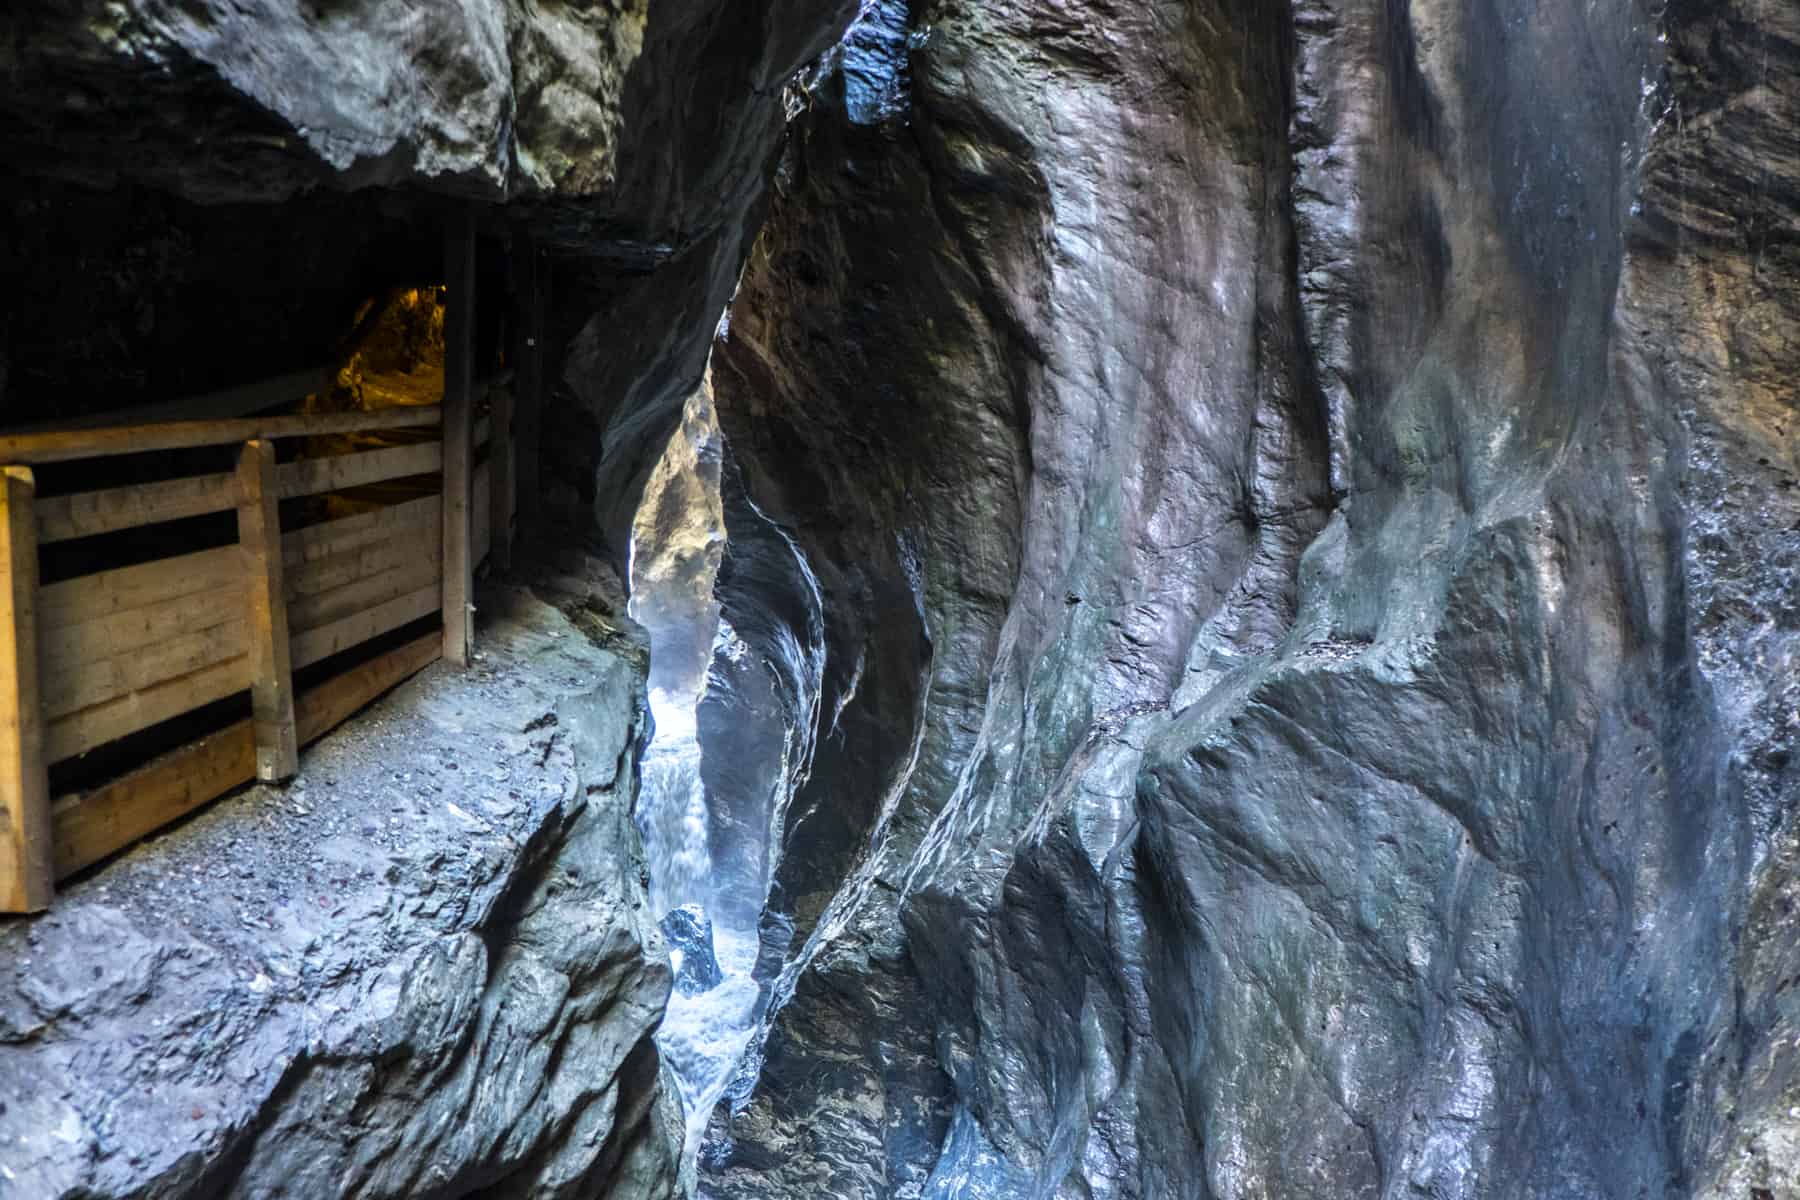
{"left": 0, "top": 0, "right": 1796, "bottom": 1196}
{"left": 688, "top": 0, "right": 1800, "bottom": 1197}
{"left": 663, "top": 904, "right": 724, "bottom": 997}
{"left": 0, "top": 580, "right": 681, "bottom": 1199}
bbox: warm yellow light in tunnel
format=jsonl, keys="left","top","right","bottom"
{"left": 300, "top": 285, "right": 451, "bottom": 517}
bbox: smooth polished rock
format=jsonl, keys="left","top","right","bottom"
{"left": 693, "top": 0, "right": 1800, "bottom": 1197}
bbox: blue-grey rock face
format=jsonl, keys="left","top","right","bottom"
{"left": 693, "top": 0, "right": 1800, "bottom": 1197}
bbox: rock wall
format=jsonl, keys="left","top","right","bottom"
{"left": 697, "top": 0, "right": 1800, "bottom": 1197}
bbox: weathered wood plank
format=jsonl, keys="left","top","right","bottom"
{"left": 36, "top": 471, "right": 239, "bottom": 543}
{"left": 50, "top": 718, "right": 256, "bottom": 879}
{"left": 275, "top": 440, "right": 442, "bottom": 501}
{"left": 288, "top": 547, "right": 440, "bottom": 635}
{"left": 0, "top": 467, "right": 51, "bottom": 912}
{"left": 281, "top": 494, "right": 441, "bottom": 570}
{"left": 51, "top": 630, "right": 441, "bottom": 878}
{"left": 290, "top": 582, "right": 441, "bottom": 671}
{"left": 287, "top": 532, "right": 440, "bottom": 603}
{"left": 43, "top": 617, "right": 248, "bottom": 720}
{"left": 0, "top": 406, "right": 441, "bottom": 465}
{"left": 45, "top": 655, "right": 249, "bottom": 763}
{"left": 295, "top": 632, "right": 440, "bottom": 744}
{"left": 442, "top": 212, "right": 476, "bottom": 667}
{"left": 238, "top": 440, "right": 298, "bottom": 783}
{"left": 40, "top": 545, "right": 247, "bottom": 631}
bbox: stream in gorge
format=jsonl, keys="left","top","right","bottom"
{"left": 625, "top": 377, "right": 830, "bottom": 1168}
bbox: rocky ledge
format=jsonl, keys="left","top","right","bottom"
{"left": 0, "top": 567, "right": 682, "bottom": 1200}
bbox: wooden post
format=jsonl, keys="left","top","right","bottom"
{"left": 236, "top": 440, "right": 298, "bottom": 782}
{"left": 511, "top": 236, "right": 545, "bottom": 533}
{"left": 442, "top": 210, "right": 476, "bottom": 666}
{"left": 490, "top": 385, "right": 515, "bottom": 571}
{"left": 0, "top": 467, "right": 51, "bottom": 912}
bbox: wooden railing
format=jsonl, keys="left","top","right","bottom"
{"left": 0, "top": 379, "right": 516, "bottom": 912}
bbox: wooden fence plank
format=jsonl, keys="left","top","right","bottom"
{"left": 41, "top": 586, "right": 244, "bottom": 683}
{"left": 238, "top": 440, "right": 298, "bottom": 782}
{"left": 52, "top": 630, "right": 441, "bottom": 878}
{"left": 291, "top": 582, "right": 441, "bottom": 671}
{"left": 40, "top": 545, "right": 245, "bottom": 631}
{"left": 0, "top": 406, "right": 441, "bottom": 465}
{"left": 289, "top": 548, "right": 439, "bottom": 636}
{"left": 0, "top": 467, "right": 51, "bottom": 912}
{"left": 442, "top": 212, "right": 476, "bottom": 667}
{"left": 295, "top": 632, "right": 440, "bottom": 744}
{"left": 37, "top": 471, "right": 239, "bottom": 543}
{"left": 44, "top": 617, "right": 248, "bottom": 720}
{"left": 45, "top": 655, "right": 248, "bottom": 763}
{"left": 282, "top": 494, "right": 441, "bottom": 570}
{"left": 275, "top": 440, "right": 442, "bottom": 501}
{"left": 51, "top": 719, "right": 256, "bottom": 878}
{"left": 287, "top": 533, "right": 440, "bottom": 603}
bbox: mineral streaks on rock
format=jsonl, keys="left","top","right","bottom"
{"left": 697, "top": 0, "right": 1800, "bottom": 1197}
{"left": 0, "top": 584, "right": 681, "bottom": 1200}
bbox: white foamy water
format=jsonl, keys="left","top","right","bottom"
{"left": 625, "top": 373, "right": 835, "bottom": 1169}
{"left": 630, "top": 681, "right": 767, "bottom": 1163}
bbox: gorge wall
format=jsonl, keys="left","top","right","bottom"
{"left": 0, "top": 0, "right": 1796, "bottom": 1198}
{"left": 691, "top": 1, "right": 1800, "bottom": 1197}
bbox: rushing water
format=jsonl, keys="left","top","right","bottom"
{"left": 632, "top": 675, "right": 766, "bottom": 1166}
{"left": 626, "top": 379, "right": 829, "bottom": 1168}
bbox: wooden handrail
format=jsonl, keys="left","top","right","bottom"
{"left": 0, "top": 406, "right": 442, "bottom": 465}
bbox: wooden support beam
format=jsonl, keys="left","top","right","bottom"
{"left": 51, "top": 718, "right": 256, "bottom": 880}
{"left": 512, "top": 236, "right": 545, "bottom": 532}
{"left": 0, "top": 467, "right": 51, "bottom": 912}
{"left": 490, "top": 384, "right": 515, "bottom": 571}
{"left": 442, "top": 211, "right": 477, "bottom": 667}
{"left": 237, "top": 441, "right": 298, "bottom": 783}
{"left": 0, "top": 407, "right": 441, "bottom": 466}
